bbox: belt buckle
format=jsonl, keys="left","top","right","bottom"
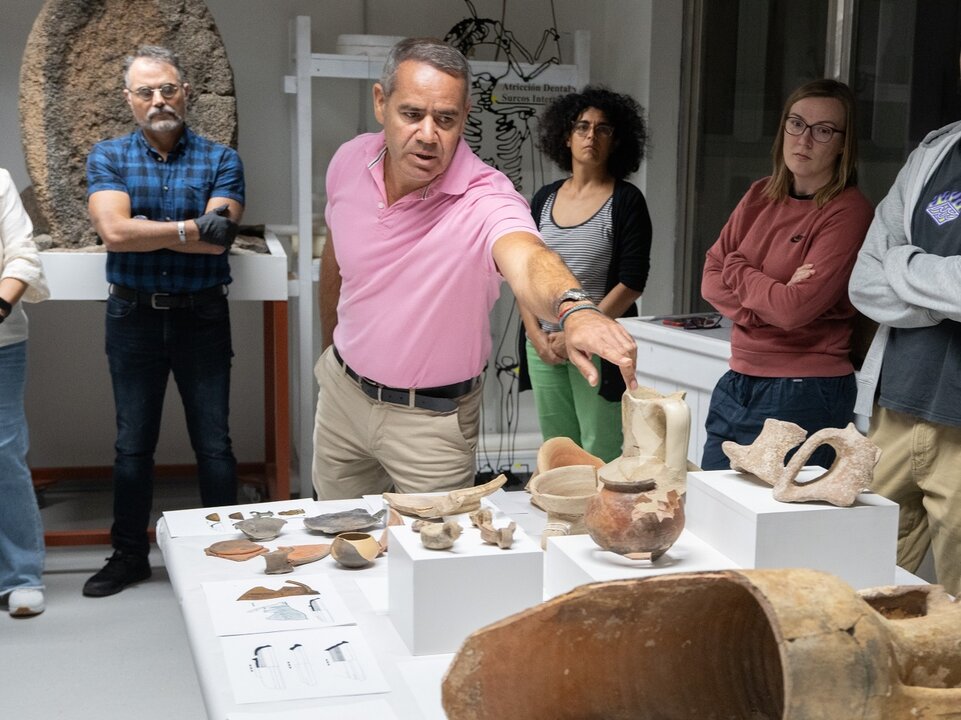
{"left": 150, "top": 293, "right": 172, "bottom": 310}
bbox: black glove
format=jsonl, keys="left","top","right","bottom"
{"left": 194, "top": 204, "right": 239, "bottom": 249}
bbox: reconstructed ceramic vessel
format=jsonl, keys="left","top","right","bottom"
{"left": 442, "top": 568, "right": 961, "bottom": 719}
{"left": 526, "top": 465, "right": 599, "bottom": 549}
{"left": 534, "top": 436, "right": 605, "bottom": 474}
{"left": 583, "top": 387, "right": 691, "bottom": 560}
{"left": 584, "top": 456, "right": 684, "bottom": 560}
{"left": 330, "top": 532, "right": 382, "bottom": 568}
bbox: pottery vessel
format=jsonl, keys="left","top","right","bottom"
{"left": 443, "top": 568, "right": 961, "bottom": 720}
{"left": 233, "top": 517, "right": 286, "bottom": 541}
{"left": 330, "top": 532, "right": 382, "bottom": 568}
{"left": 583, "top": 387, "right": 691, "bottom": 560}
{"left": 534, "top": 436, "right": 605, "bottom": 474}
{"left": 620, "top": 386, "right": 690, "bottom": 473}
{"left": 526, "top": 465, "right": 599, "bottom": 549}
{"left": 584, "top": 456, "right": 684, "bottom": 560}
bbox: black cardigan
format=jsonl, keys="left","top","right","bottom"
{"left": 518, "top": 178, "right": 653, "bottom": 402}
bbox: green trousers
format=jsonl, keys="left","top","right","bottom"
{"left": 525, "top": 340, "right": 622, "bottom": 462}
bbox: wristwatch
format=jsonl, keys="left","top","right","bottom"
{"left": 0, "top": 297, "right": 11, "bottom": 324}
{"left": 553, "top": 288, "right": 593, "bottom": 318}
{"left": 177, "top": 220, "right": 187, "bottom": 244}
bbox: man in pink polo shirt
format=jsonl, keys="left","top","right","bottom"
{"left": 314, "top": 37, "right": 638, "bottom": 500}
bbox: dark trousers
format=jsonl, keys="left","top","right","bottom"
{"left": 700, "top": 370, "right": 856, "bottom": 471}
{"left": 105, "top": 293, "right": 236, "bottom": 556}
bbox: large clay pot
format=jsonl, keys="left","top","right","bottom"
{"left": 527, "top": 465, "right": 599, "bottom": 549}
{"left": 583, "top": 455, "right": 684, "bottom": 560}
{"left": 442, "top": 568, "right": 961, "bottom": 720}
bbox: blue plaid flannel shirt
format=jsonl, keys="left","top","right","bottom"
{"left": 86, "top": 127, "right": 245, "bottom": 293}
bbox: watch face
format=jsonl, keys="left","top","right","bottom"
{"left": 554, "top": 289, "right": 593, "bottom": 316}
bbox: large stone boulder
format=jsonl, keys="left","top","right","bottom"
{"left": 19, "top": 0, "right": 238, "bottom": 248}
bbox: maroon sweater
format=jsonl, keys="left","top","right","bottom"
{"left": 701, "top": 179, "right": 874, "bottom": 377}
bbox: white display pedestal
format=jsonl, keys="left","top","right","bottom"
{"left": 387, "top": 515, "right": 543, "bottom": 655}
{"left": 543, "top": 530, "right": 738, "bottom": 599}
{"left": 39, "top": 231, "right": 288, "bottom": 300}
{"left": 686, "top": 468, "right": 899, "bottom": 589}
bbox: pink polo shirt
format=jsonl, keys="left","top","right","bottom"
{"left": 325, "top": 132, "right": 539, "bottom": 387}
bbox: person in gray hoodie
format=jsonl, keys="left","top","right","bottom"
{"left": 849, "top": 114, "right": 961, "bottom": 598}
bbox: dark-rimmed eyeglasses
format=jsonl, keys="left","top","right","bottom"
{"left": 128, "top": 84, "right": 182, "bottom": 101}
{"left": 662, "top": 313, "right": 722, "bottom": 330}
{"left": 784, "top": 116, "right": 844, "bottom": 144}
{"left": 572, "top": 120, "right": 614, "bottom": 138}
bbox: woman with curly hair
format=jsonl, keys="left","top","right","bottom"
{"left": 518, "top": 86, "right": 652, "bottom": 461}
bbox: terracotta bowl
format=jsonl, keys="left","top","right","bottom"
{"left": 527, "top": 465, "right": 599, "bottom": 549}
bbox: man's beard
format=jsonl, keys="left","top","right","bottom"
{"left": 144, "top": 106, "right": 184, "bottom": 132}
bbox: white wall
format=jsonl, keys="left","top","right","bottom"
{"left": 0, "top": 0, "right": 683, "bottom": 478}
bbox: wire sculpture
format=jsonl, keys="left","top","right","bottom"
{"left": 445, "top": 0, "right": 562, "bottom": 192}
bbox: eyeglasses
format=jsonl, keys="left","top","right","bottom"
{"left": 128, "top": 84, "right": 182, "bottom": 101}
{"left": 784, "top": 116, "right": 844, "bottom": 144}
{"left": 572, "top": 120, "right": 614, "bottom": 138}
{"left": 662, "top": 313, "right": 722, "bottom": 330}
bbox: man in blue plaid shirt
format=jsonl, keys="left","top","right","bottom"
{"left": 84, "top": 45, "right": 245, "bottom": 597}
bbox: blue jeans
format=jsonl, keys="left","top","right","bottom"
{"left": 701, "top": 370, "right": 856, "bottom": 471}
{"left": 106, "top": 294, "right": 236, "bottom": 556}
{"left": 0, "top": 341, "right": 44, "bottom": 593}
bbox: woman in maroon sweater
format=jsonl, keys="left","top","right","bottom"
{"left": 700, "top": 79, "right": 874, "bottom": 470}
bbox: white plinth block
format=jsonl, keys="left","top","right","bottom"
{"left": 387, "top": 520, "right": 543, "bottom": 655}
{"left": 686, "top": 469, "right": 899, "bottom": 589}
{"left": 543, "top": 530, "right": 738, "bottom": 600}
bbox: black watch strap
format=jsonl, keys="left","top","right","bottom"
{"left": 0, "top": 297, "right": 11, "bottom": 323}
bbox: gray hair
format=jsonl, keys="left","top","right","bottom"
{"left": 380, "top": 37, "right": 470, "bottom": 103}
{"left": 124, "top": 45, "right": 186, "bottom": 87}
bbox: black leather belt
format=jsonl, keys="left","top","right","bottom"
{"left": 109, "top": 283, "right": 227, "bottom": 310}
{"left": 333, "top": 347, "right": 479, "bottom": 413}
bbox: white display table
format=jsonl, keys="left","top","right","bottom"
{"left": 157, "top": 488, "right": 923, "bottom": 719}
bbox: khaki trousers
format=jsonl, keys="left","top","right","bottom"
{"left": 869, "top": 405, "right": 961, "bottom": 596}
{"left": 312, "top": 346, "right": 482, "bottom": 500}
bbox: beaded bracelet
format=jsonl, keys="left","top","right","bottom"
{"left": 558, "top": 302, "right": 603, "bottom": 330}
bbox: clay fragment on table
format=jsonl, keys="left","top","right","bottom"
{"left": 383, "top": 474, "right": 507, "bottom": 518}
{"left": 419, "top": 520, "right": 463, "bottom": 550}
{"left": 204, "top": 539, "right": 268, "bottom": 562}
{"left": 773, "top": 423, "right": 882, "bottom": 506}
{"left": 278, "top": 508, "right": 306, "bottom": 516}
{"left": 233, "top": 517, "right": 287, "bottom": 541}
{"left": 236, "top": 579, "right": 320, "bottom": 601}
{"left": 478, "top": 520, "right": 516, "bottom": 549}
{"left": 264, "top": 548, "right": 294, "bottom": 574}
{"left": 285, "top": 544, "right": 332, "bottom": 565}
{"left": 722, "top": 418, "right": 808, "bottom": 485}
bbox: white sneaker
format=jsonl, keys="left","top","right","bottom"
{"left": 8, "top": 588, "right": 45, "bottom": 617}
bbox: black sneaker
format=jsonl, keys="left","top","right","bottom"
{"left": 82, "top": 551, "right": 152, "bottom": 597}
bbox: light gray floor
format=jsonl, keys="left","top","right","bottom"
{"left": 3, "top": 481, "right": 210, "bottom": 719}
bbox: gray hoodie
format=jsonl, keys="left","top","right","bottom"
{"left": 848, "top": 120, "right": 961, "bottom": 417}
